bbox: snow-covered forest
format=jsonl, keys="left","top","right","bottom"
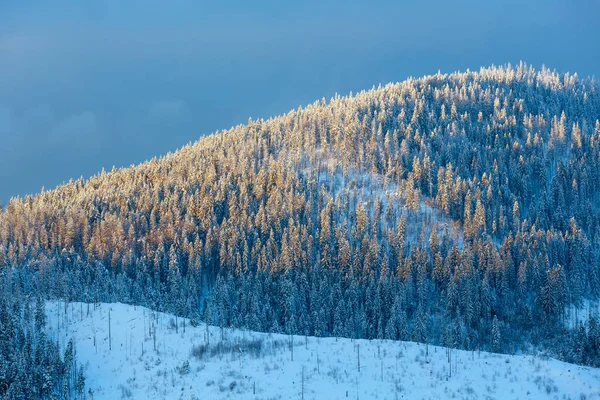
{"left": 0, "top": 271, "right": 83, "bottom": 398}
{"left": 1, "top": 63, "right": 600, "bottom": 397}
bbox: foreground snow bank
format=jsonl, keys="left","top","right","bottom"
{"left": 46, "top": 302, "right": 600, "bottom": 399}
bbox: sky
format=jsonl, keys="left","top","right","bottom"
{"left": 1, "top": 0, "right": 599, "bottom": 203}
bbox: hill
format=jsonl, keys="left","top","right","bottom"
{"left": 0, "top": 62, "right": 599, "bottom": 372}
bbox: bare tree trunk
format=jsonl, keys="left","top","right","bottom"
{"left": 301, "top": 365, "right": 305, "bottom": 400}
{"left": 109, "top": 308, "right": 112, "bottom": 351}
{"left": 357, "top": 344, "right": 361, "bottom": 372}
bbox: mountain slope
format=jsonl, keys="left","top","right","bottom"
{"left": 1, "top": 63, "right": 600, "bottom": 368}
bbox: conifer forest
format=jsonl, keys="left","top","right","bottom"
{"left": 1, "top": 63, "right": 600, "bottom": 398}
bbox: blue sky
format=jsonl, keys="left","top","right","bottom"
{"left": 1, "top": 0, "right": 599, "bottom": 202}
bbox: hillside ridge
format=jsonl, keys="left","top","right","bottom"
{"left": 1, "top": 62, "right": 599, "bottom": 373}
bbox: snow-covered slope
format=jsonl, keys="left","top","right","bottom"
{"left": 46, "top": 302, "right": 600, "bottom": 400}
{"left": 565, "top": 300, "right": 600, "bottom": 330}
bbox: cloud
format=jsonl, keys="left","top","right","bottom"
{"left": 0, "top": 107, "right": 102, "bottom": 160}
{"left": 20, "top": 105, "right": 55, "bottom": 134}
{"left": 0, "top": 106, "right": 12, "bottom": 137}
{"left": 0, "top": 33, "right": 45, "bottom": 54}
{"left": 49, "top": 111, "right": 99, "bottom": 142}
{"left": 149, "top": 99, "right": 187, "bottom": 120}
{"left": 0, "top": 104, "right": 57, "bottom": 143}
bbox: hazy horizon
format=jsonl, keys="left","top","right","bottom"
{"left": 1, "top": 0, "right": 599, "bottom": 203}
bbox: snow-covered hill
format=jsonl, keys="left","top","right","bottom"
{"left": 46, "top": 302, "right": 600, "bottom": 400}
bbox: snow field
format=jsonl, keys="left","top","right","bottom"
{"left": 46, "top": 302, "right": 600, "bottom": 399}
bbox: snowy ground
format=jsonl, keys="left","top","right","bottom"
{"left": 565, "top": 300, "right": 600, "bottom": 329}
{"left": 46, "top": 302, "right": 600, "bottom": 400}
